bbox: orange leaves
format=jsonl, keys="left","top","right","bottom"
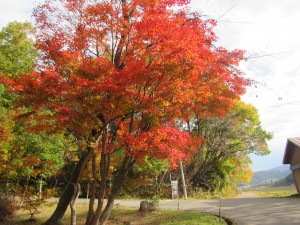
{"left": 139, "top": 0, "right": 190, "bottom": 9}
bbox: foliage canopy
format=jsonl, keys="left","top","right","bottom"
{"left": 1, "top": 0, "right": 249, "bottom": 224}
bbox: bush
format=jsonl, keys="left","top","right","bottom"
{"left": 21, "top": 187, "right": 56, "bottom": 221}
{"left": 148, "top": 195, "right": 160, "bottom": 211}
{"left": 0, "top": 194, "right": 17, "bottom": 221}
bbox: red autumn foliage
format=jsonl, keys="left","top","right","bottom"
{"left": 1, "top": 0, "right": 248, "bottom": 170}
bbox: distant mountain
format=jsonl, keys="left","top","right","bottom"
{"left": 273, "top": 173, "right": 294, "bottom": 186}
{"left": 250, "top": 165, "right": 291, "bottom": 186}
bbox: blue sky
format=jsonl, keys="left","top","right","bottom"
{"left": 1, "top": 0, "right": 300, "bottom": 171}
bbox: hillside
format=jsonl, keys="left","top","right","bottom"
{"left": 273, "top": 173, "right": 294, "bottom": 186}
{"left": 250, "top": 165, "right": 291, "bottom": 186}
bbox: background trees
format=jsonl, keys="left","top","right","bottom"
{"left": 0, "top": 21, "right": 37, "bottom": 151}
{"left": 0, "top": 21, "right": 38, "bottom": 192}
{"left": 185, "top": 101, "right": 272, "bottom": 194}
{"left": 0, "top": 21, "right": 71, "bottom": 199}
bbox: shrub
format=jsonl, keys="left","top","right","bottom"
{"left": 21, "top": 187, "right": 56, "bottom": 221}
{"left": 0, "top": 194, "right": 17, "bottom": 221}
{"left": 148, "top": 195, "right": 160, "bottom": 211}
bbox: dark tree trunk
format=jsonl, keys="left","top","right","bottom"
{"left": 85, "top": 153, "right": 98, "bottom": 225}
{"left": 97, "top": 194, "right": 115, "bottom": 225}
{"left": 89, "top": 179, "right": 106, "bottom": 225}
{"left": 85, "top": 180, "right": 96, "bottom": 225}
{"left": 89, "top": 127, "right": 111, "bottom": 225}
{"left": 88, "top": 114, "right": 136, "bottom": 225}
{"left": 97, "top": 156, "right": 134, "bottom": 225}
{"left": 43, "top": 148, "right": 93, "bottom": 225}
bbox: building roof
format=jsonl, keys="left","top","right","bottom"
{"left": 283, "top": 137, "right": 300, "bottom": 164}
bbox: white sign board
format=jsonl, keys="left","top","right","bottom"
{"left": 171, "top": 180, "right": 179, "bottom": 199}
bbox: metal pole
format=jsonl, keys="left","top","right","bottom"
{"left": 180, "top": 161, "right": 188, "bottom": 200}
{"left": 219, "top": 180, "right": 222, "bottom": 221}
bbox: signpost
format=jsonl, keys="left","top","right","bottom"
{"left": 171, "top": 180, "right": 179, "bottom": 199}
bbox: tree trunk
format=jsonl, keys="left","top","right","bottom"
{"left": 89, "top": 181, "right": 106, "bottom": 225}
{"left": 97, "top": 177, "right": 127, "bottom": 225}
{"left": 139, "top": 201, "right": 150, "bottom": 213}
{"left": 89, "top": 153, "right": 110, "bottom": 224}
{"left": 98, "top": 194, "right": 115, "bottom": 225}
{"left": 70, "top": 183, "right": 81, "bottom": 225}
{"left": 43, "top": 147, "right": 93, "bottom": 225}
{"left": 85, "top": 152, "right": 98, "bottom": 225}
{"left": 97, "top": 156, "right": 134, "bottom": 225}
{"left": 85, "top": 180, "right": 96, "bottom": 225}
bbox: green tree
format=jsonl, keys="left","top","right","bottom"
{"left": 0, "top": 21, "right": 38, "bottom": 141}
{"left": 0, "top": 22, "right": 38, "bottom": 188}
{"left": 0, "top": 22, "right": 70, "bottom": 195}
{"left": 185, "top": 101, "right": 272, "bottom": 193}
{"left": 0, "top": 21, "right": 37, "bottom": 141}
{"left": 121, "top": 157, "right": 169, "bottom": 198}
{"left": 0, "top": 21, "right": 37, "bottom": 75}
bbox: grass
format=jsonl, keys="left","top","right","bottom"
{"left": 243, "top": 185, "right": 297, "bottom": 198}
{"left": 110, "top": 208, "right": 227, "bottom": 225}
{"left": 2, "top": 204, "right": 227, "bottom": 225}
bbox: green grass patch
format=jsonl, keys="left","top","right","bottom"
{"left": 3, "top": 204, "right": 227, "bottom": 225}
{"left": 110, "top": 208, "right": 227, "bottom": 225}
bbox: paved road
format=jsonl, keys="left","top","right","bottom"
{"left": 111, "top": 194, "right": 300, "bottom": 225}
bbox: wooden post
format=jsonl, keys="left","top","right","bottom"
{"left": 39, "top": 179, "right": 43, "bottom": 199}
{"left": 180, "top": 161, "right": 187, "bottom": 200}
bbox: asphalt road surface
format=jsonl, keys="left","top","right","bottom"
{"left": 109, "top": 193, "right": 300, "bottom": 225}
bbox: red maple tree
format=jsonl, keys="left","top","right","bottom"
{"left": 1, "top": 0, "right": 247, "bottom": 224}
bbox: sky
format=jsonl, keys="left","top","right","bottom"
{"left": 1, "top": 0, "right": 299, "bottom": 171}
{"left": 189, "top": 0, "right": 300, "bottom": 171}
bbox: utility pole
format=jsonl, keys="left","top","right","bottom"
{"left": 180, "top": 161, "right": 187, "bottom": 199}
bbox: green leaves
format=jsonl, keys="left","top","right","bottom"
{"left": 0, "top": 21, "right": 37, "bottom": 76}
{"left": 0, "top": 21, "right": 71, "bottom": 193}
